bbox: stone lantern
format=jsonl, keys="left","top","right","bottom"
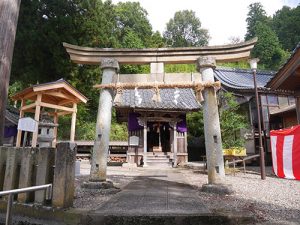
{"left": 37, "top": 111, "right": 58, "bottom": 147}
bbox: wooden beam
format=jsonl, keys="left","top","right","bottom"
{"left": 44, "top": 91, "right": 75, "bottom": 100}
{"left": 21, "top": 102, "right": 36, "bottom": 111}
{"left": 58, "top": 99, "right": 75, "bottom": 106}
{"left": 16, "top": 99, "right": 25, "bottom": 147}
{"left": 70, "top": 103, "right": 77, "bottom": 142}
{"left": 40, "top": 102, "right": 74, "bottom": 112}
{"left": 33, "top": 82, "right": 87, "bottom": 103}
{"left": 23, "top": 91, "right": 38, "bottom": 100}
{"left": 57, "top": 111, "right": 72, "bottom": 116}
{"left": 22, "top": 109, "right": 36, "bottom": 113}
{"left": 32, "top": 94, "right": 42, "bottom": 147}
{"left": 52, "top": 111, "right": 58, "bottom": 147}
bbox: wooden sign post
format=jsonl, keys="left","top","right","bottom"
{"left": 17, "top": 117, "right": 38, "bottom": 148}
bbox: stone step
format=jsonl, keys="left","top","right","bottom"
{"left": 146, "top": 159, "right": 170, "bottom": 163}
{"left": 147, "top": 155, "right": 170, "bottom": 160}
{"left": 147, "top": 152, "right": 170, "bottom": 156}
{"left": 145, "top": 161, "right": 173, "bottom": 167}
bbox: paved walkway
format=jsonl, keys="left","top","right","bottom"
{"left": 91, "top": 168, "right": 210, "bottom": 216}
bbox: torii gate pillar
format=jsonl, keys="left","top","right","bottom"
{"left": 197, "top": 56, "right": 225, "bottom": 184}
{"left": 89, "top": 58, "right": 119, "bottom": 182}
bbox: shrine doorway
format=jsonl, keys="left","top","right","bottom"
{"left": 147, "top": 122, "right": 171, "bottom": 153}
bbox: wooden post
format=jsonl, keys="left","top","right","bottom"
{"left": 172, "top": 122, "right": 178, "bottom": 167}
{"left": 0, "top": 0, "right": 22, "bottom": 146}
{"left": 143, "top": 119, "right": 147, "bottom": 167}
{"left": 52, "top": 111, "right": 58, "bottom": 147}
{"left": 70, "top": 103, "right": 77, "bottom": 142}
{"left": 184, "top": 131, "right": 188, "bottom": 153}
{"left": 32, "top": 94, "right": 42, "bottom": 147}
{"left": 16, "top": 100, "right": 25, "bottom": 147}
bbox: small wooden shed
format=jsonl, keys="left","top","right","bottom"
{"left": 11, "top": 79, "right": 87, "bottom": 147}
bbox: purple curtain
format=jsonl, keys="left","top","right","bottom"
{"left": 177, "top": 115, "right": 187, "bottom": 132}
{"left": 128, "top": 113, "right": 143, "bottom": 131}
{"left": 4, "top": 126, "right": 18, "bottom": 138}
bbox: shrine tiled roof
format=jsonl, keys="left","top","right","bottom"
{"left": 116, "top": 88, "right": 201, "bottom": 111}
{"left": 5, "top": 106, "right": 19, "bottom": 125}
{"left": 214, "top": 68, "right": 275, "bottom": 91}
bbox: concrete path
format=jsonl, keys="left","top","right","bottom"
{"left": 80, "top": 167, "right": 254, "bottom": 225}
{"left": 91, "top": 168, "right": 210, "bottom": 216}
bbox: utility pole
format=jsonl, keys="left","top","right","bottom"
{"left": 249, "top": 58, "right": 266, "bottom": 180}
{"left": 0, "top": 0, "right": 21, "bottom": 145}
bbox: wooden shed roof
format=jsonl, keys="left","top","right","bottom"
{"left": 11, "top": 79, "right": 88, "bottom": 104}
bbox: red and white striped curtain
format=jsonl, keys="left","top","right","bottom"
{"left": 270, "top": 125, "right": 300, "bottom": 180}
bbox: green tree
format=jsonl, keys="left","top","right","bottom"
{"left": 147, "top": 31, "right": 165, "bottom": 48}
{"left": 272, "top": 6, "right": 300, "bottom": 51}
{"left": 115, "top": 2, "right": 153, "bottom": 47}
{"left": 11, "top": 0, "right": 82, "bottom": 84}
{"left": 244, "top": 3, "right": 289, "bottom": 69}
{"left": 163, "top": 10, "right": 209, "bottom": 47}
{"left": 251, "top": 22, "right": 288, "bottom": 69}
{"left": 245, "top": 2, "right": 270, "bottom": 40}
{"left": 78, "top": 0, "right": 118, "bottom": 48}
{"left": 187, "top": 111, "right": 204, "bottom": 138}
{"left": 219, "top": 92, "right": 248, "bottom": 148}
{"left": 187, "top": 92, "right": 248, "bottom": 148}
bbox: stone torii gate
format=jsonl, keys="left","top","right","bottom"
{"left": 63, "top": 38, "right": 257, "bottom": 187}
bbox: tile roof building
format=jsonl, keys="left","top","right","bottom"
{"left": 214, "top": 67, "right": 297, "bottom": 157}
{"left": 4, "top": 105, "right": 19, "bottom": 146}
{"left": 214, "top": 68, "right": 274, "bottom": 91}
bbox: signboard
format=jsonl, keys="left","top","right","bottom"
{"left": 18, "top": 117, "right": 38, "bottom": 132}
{"left": 129, "top": 136, "right": 139, "bottom": 146}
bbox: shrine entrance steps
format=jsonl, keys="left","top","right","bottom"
{"left": 145, "top": 152, "right": 172, "bottom": 167}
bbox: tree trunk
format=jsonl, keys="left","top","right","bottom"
{"left": 0, "top": 0, "right": 21, "bottom": 145}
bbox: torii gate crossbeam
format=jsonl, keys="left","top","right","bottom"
{"left": 63, "top": 38, "right": 257, "bottom": 65}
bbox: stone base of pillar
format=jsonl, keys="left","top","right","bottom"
{"left": 201, "top": 184, "right": 234, "bottom": 195}
{"left": 82, "top": 180, "right": 116, "bottom": 189}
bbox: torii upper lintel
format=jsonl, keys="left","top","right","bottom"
{"left": 63, "top": 38, "right": 257, "bottom": 65}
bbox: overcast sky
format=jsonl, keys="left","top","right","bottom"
{"left": 111, "top": 0, "right": 299, "bottom": 45}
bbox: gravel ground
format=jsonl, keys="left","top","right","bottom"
{"left": 181, "top": 166, "right": 300, "bottom": 225}
{"left": 74, "top": 162, "right": 300, "bottom": 224}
